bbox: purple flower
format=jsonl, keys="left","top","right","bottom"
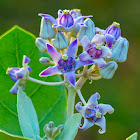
{"left": 39, "top": 39, "right": 94, "bottom": 86}
{"left": 6, "top": 55, "right": 32, "bottom": 94}
{"left": 39, "top": 9, "right": 92, "bottom": 32}
{"left": 79, "top": 35, "right": 112, "bottom": 68}
{"left": 75, "top": 92, "right": 114, "bottom": 134}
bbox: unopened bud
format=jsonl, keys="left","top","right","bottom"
{"left": 52, "top": 32, "right": 68, "bottom": 50}
{"left": 36, "top": 38, "right": 48, "bottom": 53}
{"left": 112, "top": 37, "right": 129, "bottom": 62}
{"left": 78, "top": 18, "right": 95, "bottom": 41}
{"left": 99, "top": 61, "right": 118, "bottom": 79}
{"left": 39, "top": 57, "right": 51, "bottom": 65}
{"left": 40, "top": 17, "right": 56, "bottom": 39}
{"left": 43, "top": 121, "right": 63, "bottom": 139}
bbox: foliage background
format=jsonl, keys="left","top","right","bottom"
{"left": 0, "top": 0, "right": 139, "bottom": 140}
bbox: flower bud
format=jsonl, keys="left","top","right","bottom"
{"left": 99, "top": 61, "right": 118, "bottom": 79}
{"left": 77, "top": 18, "right": 95, "bottom": 41}
{"left": 39, "top": 57, "right": 51, "bottom": 65}
{"left": 105, "top": 22, "right": 121, "bottom": 40}
{"left": 40, "top": 17, "right": 56, "bottom": 39}
{"left": 112, "top": 37, "right": 129, "bottom": 62}
{"left": 36, "top": 38, "right": 49, "bottom": 53}
{"left": 52, "top": 32, "right": 68, "bottom": 50}
{"left": 43, "top": 121, "right": 63, "bottom": 139}
{"left": 52, "top": 125, "right": 64, "bottom": 139}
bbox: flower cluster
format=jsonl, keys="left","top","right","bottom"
{"left": 34, "top": 9, "right": 129, "bottom": 133}
{"left": 6, "top": 9, "right": 129, "bottom": 135}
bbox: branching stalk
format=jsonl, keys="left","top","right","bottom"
{"left": 27, "top": 76, "right": 65, "bottom": 86}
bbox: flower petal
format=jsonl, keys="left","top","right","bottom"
{"left": 80, "top": 35, "right": 91, "bottom": 50}
{"left": 101, "top": 46, "right": 112, "bottom": 58}
{"left": 38, "top": 14, "right": 56, "bottom": 24}
{"left": 39, "top": 66, "right": 61, "bottom": 77}
{"left": 74, "top": 15, "right": 93, "bottom": 24}
{"left": 91, "top": 34, "right": 105, "bottom": 44}
{"left": 64, "top": 71, "right": 76, "bottom": 86}
{"left": 10, "top": 80, "right": 19, "bottom": 94}
{"left": 27, "top": 66, "right": 32, "bottom": 73}
{"left": 79, "top": 118, "right": 94, "bottom": 130}
{"left": 75, "top": 102, "right": 86, "bottom": 117}
{"left": 98, "top": 104, "right": 114, "bottom": 115}
{"left": 79, "top": 51, "right": 91, "bottom": 62}
{"left": 15, "top": 68, "right": 24, "bottom": 79}
{"left": 94, "top": 58, "right": 107, "bottom": 68}
{"left": 47, "top": 44, "right": 62, "bottom": 64}
{"left": 95, "top": 116, "right": 106, "bottom": 134}
{"left": 95, "top": 27, "right": 105, "bottom": 34}
{"left": 75, "top": 59, "right": 94, "bottom": 70}
{"left": 105, "top": 34, "right": 114, "bottom": 48}
{"left": 9, "top": 68, "right": 20, "bottom": 82}
{"left": 66, "top": 39, "right": 78, "bottom": 58}
{"left": 87, "top": 92, "right": 100, "bottom": 107}
{"left": 22, "top": 55, "right": 30, "bottom": 67}
{"left": 52, "top": 24, "right": 68, "bottom": 32}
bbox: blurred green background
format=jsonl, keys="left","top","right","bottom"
{"left": 0, "top": 0, "right": 140, "bottom": 140}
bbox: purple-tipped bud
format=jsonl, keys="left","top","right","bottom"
{"left": 36, "top": 37, "right": 49, "bottom": 53}
{"left": 112, "top": 37, "right": 129, "bottom": 62}
{"left": 105, "top": 22, "right": 121, "bottom": 40}
{"left": 22, "top": 55, "right": 30, "bottom": 66}
{"left": 15, "top": 68, "right": 24, "bottom": 79}
{"left": 59, "top": 10, "right": 74, "bottom": 28}
{"left": 40, "top": 17, "right": 56, "bottom": 39}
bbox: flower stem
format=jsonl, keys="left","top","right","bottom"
{"left": 27, "top": 76, "right": 65, "bottom": 86}
{"left": 76, "top": 89, "right": 86, "bottom": 105}
{"left": 66, "top": 87, "right": 76, "bottom": 119}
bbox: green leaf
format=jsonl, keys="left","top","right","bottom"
{"left": 126, "top": 132, "right": 138, "bottom": 140}
{"left": 17, "top": 88, "right": 40, "bottom": 140}
{"left": 0, "top": 26, "right": 67, "bottom": 137}
{"left": 58, "top": 113, "right": 82, "bottom": 140}
{"left": 0, "top": 130, "right": 31, "bottom": 140}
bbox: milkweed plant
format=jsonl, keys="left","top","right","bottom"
{"left": 1, "top": 9, "right": 137, "bottom": 140}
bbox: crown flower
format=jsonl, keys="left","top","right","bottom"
{"left": 75, "top": 92, "right": 114, "bottom": 134}
{"left": 6, "top": 55, "right": 32, "bottom": 94}
{"left": 39, "top": 39, "right": 94, "bottom": 86}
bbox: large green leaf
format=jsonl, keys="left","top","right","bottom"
{"left": 58, "top": 113, "right": 82, "bottom": 140}
{"left": 126, "top": 132, "right": 138, "bottom": 140}
{"left": 0, "top": 26, "right": 67, "bottom": 137}
{"left": 17, "top": 88, "right": 40, "bottom": 140}
{"left": 0, "top": 130, "right": 31, "bottom": 140}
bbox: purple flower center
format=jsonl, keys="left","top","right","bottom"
{"left": 57, "top": 57, "right": 75, "bottom": 73}
{"left": 59, "top": 14, "right": 74, "bottom": 28}
{"left": 87, "top": 45, "right": 102, "bottom": 58}
{"left": 85, "top": 105, "right": 102, "bottom": 123}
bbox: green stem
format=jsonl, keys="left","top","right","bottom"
{"left": 66, "top": 87, "right": 76, "bottom": 119}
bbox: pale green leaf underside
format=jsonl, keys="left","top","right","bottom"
{"left": 0, "top": 26, "right": 67, "bottom": 137}
{"left": 126, "top": 132, "right": 138, "bottom": 140}
{"left": 58, "top": 113, "right": 82, "bottom": 140}
{"left": 0, "top": 130, "right": 31, "bottom": 140}
{"left": 17, "top": 88, "right": 40, "bottom": 140}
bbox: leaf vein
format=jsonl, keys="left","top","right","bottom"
{"left": 0, "top": 100, "right": 18, "bottom": 117}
